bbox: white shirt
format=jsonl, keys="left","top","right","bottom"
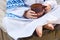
{"left": 3, "top": 0, "right": 58, "bottom": 40}
{"left": 25, "top": 0, "right": 57, "bottom": 9}
{"left": 6, "top": 0, "right": 57, "bottom": 18}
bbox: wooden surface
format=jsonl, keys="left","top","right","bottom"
{"left": 0, "top": 29, "right": 14, "bottom": 40}
{"left": 0, "top": 25, "right": 60, "bottom": 40}
{"left": 0, "top": 29, "right": 3, "bottom": 40}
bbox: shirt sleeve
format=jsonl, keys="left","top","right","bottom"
{"left": 43, "top": 0, "right": 57, "bottom": 9}
{"left": 6, "top": 7, "right": 30, "bottom": 18}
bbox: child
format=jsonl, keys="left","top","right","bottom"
{"left": 23, "top": 3, "right": 55, "bottom": 37}
{"left": 2, "top": 0, "right": 57, "bottom": 39}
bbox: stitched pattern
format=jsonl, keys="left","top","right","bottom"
{"left": 6, "top": 13, "right": 22, "bottom": 18}
{"left": 7, "top": 0, "right": 25, "bottom": 9}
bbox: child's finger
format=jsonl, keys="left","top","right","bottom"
{"left": 36, "top": 26, "right": 43, "bottom": 37}
{"left": 31, "top": 14, "right": 37, "bottom": 16}
{"left": 30, "top": 16, "right": 38, "bottom": 19}
{"left": 28, "top": 10, "right": 35, "bottom": 13}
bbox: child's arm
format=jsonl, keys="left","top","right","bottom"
{"left": 7, "top": 7, "right": 30, "bottom": 18}
{"left": 43, "top": 0, "right": 57, "bottom": 12}
{"left": 43, "top": 0, "right": 57, "bottom": 9}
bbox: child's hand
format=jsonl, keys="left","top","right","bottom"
{"left": 24, "top": 9, "right": 38, "bottom": 19}
{"left": 45, "top": 4, "right": 51, "bottom": 13}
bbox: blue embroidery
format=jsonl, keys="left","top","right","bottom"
{"left": 6, "top": 13, "right": 22, "bottom": 18}
{"left": 6, "top": 0, "right": 29, "bottom": 18}
{"left": 7, "top": 0, "right": 25, "bottom": 9}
